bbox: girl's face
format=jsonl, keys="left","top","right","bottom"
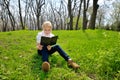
{"left": 43, "top": 27, "right": 51, "bottom": 35}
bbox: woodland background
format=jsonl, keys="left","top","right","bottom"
{"left": 0, "top": 0, "right": 120, "bottom": 32}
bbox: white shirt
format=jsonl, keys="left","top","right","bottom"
{"left": 36, "top": 31, "right": 54, "bottom": 43}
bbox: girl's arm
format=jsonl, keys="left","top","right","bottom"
{"left": 36, "top": 43, "right": 43, "bottom": 50}
{"left": 47, "top": 45, "right": 51, "bottom": 51}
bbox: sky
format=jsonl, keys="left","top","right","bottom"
{"left": 98, "top": 0, "right": 104, "bottom": 5}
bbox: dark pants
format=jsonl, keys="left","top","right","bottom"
{"left": 37, "top": 45, "right": 70, "bottom": 62}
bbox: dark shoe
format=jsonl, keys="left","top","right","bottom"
{"left": 42, "top": 61, "right": 50, "bottom": 72}
{"left": 68, "top": 59, "right": 80, "bottom": 69}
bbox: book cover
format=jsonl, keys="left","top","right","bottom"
{"left": 40, "top": 36, "right": 58, "bottom": 45}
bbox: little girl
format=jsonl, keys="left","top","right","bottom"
{"left": 36, "top": 21, "right": 79, "bottom": 72}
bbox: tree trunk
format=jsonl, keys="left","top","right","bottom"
{"left": 37, "top": 13, "right": 40, "bottom": 30}
{"left": 82, "top": 0, "right": 87, "bottom": 30}
{"left": 7, "top": 7, "right": 16, "bottom": 31}
{"left": 82, "top": 0, "right": 89, "bottom": 30}
{"left": 2, "top": 17, "right": 8, "bottom": 32}
{"left": 89, "top": 0, "right": 99, "bottom": 29}
{"left": 68, "top": 0, "right": 73, "bottom": 30}
{"left": 3, "top": 0, "right": 16, "bottom": 31}
{"left": 31, "top": 0, "right": 45, "bottom": 30}
{"left": 1, "top": 4, "right": 8, "bottom": 32}
{"left": 18, "top": 0, "right": 25, "bottom": 30}
{"left": 75, "top": 0, "right": 83, "bottom": 30}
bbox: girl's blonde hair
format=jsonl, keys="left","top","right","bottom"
{"left": 42, "top": 21, "right": 52, "bottom": 29}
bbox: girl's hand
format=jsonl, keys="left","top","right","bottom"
{"left": 47, "top": 45, "right": 51, "bottom": 51}
{"left": 37, "top": 44, "right": 43, "bottom": 50}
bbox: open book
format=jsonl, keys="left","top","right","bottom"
{"left": 40, "top": 36, "right": 58, "bottom": 45}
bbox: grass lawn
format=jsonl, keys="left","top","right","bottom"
{"left": 0, "top": 30, "right": 120, "bottom": 80}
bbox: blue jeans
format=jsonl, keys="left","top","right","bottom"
{"left": 37, "top": 45, "right": 70, "bottom": 62}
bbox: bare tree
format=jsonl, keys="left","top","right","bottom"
{"left": 83, "top": 0, "right": 90, "bottom": 30}
{"left": 23, "top": 0, "right": 28, "bottom": 29}
{"left": 67, "top": 0, "right": 77, "bottom": 30}
{"left": 55, "top": 0, "right": 65, "bottom": 30}
{"left": 32, "top": 0, "right": 45, "bottom": 30}
{"left": 1, "top": 10, "right": 9, "bottom": 31}
{"left": 1, "top": 0, "right": 117, "bottom": 31}
{"left": 110, "top": 0, "right": 120, "bottom": 31}
{"left": 27, "top": 0, "right": 37, "bottom": 30}
{"left": 96, "top": 6, "right": 105, "bottom": 28}
{"left": 3, "top": 0, "right": 16, "bottom": 31}
{"left": 75, "top": 0, "right": 83, "bottom": 30}
{"left": 0, "top": 1, "right": 8, "bottom": 31}
{"left": 49, "top": 1, "right": 59, "bottom": 30}
{"left": 88, "top": 0, "right": 99, "bottom": 29}
{"left": 18, "top": 0, "right": 25, "bottom": 29}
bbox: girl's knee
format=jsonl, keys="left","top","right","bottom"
{"left": 54, "top": 44, "right": 60, "bottom": 48}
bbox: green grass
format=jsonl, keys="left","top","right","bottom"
{"left": 0, "top": 30, "right": 120, "bottom": 80}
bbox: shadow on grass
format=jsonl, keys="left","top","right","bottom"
{"left": 31, "top": 53, "right": 49, "bottom": 80}
{"left": 30, "top": 53, "right": 80, "bottom": 80}
{"left": 82, "top": 30, "right": 91, "bottom": 40}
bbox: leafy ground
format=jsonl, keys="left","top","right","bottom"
{"left": 0, "top": 30, "right": 120, "bottom": 80}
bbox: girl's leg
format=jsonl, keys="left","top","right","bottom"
{"left": 38, "top": 46, "right": 50, "bottom": 72}
{"left": 49, "top": 45, "right": 80, "bottom": 69}
{"left": 38, "top": 46, "right": 49, "bottom": 62}
{"left": 37, "top": 50, "right": 42, "bottom": 55}
{"left": 49, "top": 45, "right": 70, "bottom": 61}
